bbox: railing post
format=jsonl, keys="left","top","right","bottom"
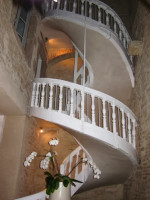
{"left": 106, "top": 10, "right": 109, "bottom": 27}
{"left": 81, "top": 90, "right": 85, "bottom": 122}
{"left": 59, "top": 85, "right": 63, "bottom": 112}
{"left": 112, "top": 103, "right": 117, "bottom": 134}
{"left": 102, "top": 99, "right": 107, "bottom": 130}
{"left": 98, "top": 5, "right": 102, "bottom": 23}
{"left": 57, "top": 0, "right": 60, "bottom": 10}
{"left": 132, "top": 118, "right": 136, "bottom": 148}
{"left": 70, "top": 88, "right": 74, "bottom": 117}
{"left": 127, "top": 113, "right": 132, "bottom": 144}
{"left": 64, "top": 0, "right": 67, "bottom": 11}
{"left": 41, "top": 83, "right": 46, "bottom": 108}
{"left": 31, "top": 82, "right": 36, "bottom": 107}
{"left": 121, "top": 109, "right": 126, "bottom": 139}
{"left": 89, "top": 2, "right": 92, "bottom": 18}
{"left": 91, "top": 94, "right": 96, "bottom": 125}
{"left": 35, "top": 83, "right": 40, "bottom": 108}
{"left": 73, "top": 0, "right": 77, "bottom": 13}
{"left": 49, "top": 84, "right": 53, "bottom": 110}
{"left": 81, "top": 0, "right": 84, "bottom": 15}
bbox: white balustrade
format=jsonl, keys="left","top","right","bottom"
{"left": 60, "top": 146, "right": 90, "bottom": 196}
{"left": 44, "top": 0, "right": 133, "bottom": 67}
{"left": 31, "top": 78, "right": 137, "bottom": 149}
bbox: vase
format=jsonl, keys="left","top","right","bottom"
{"left": 49, "top": 182, "right": 71, "bottom": 200}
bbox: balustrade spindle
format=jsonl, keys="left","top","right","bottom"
{"left": 31, "top": 82, "right": 36, "bottom": 107}
{"left": 128, "top": 114, "right": 132, "bottom": 144}
{"left": 51, "top": 0, "right": 55, "bottom": 10}
{"left": 91, "top": 95, "right": 96, "bottom": 125}
{"left": 119, "top": 26, "right": 122, "bottom": 41}
{"left": 41, "top": 83, "right": 46, "bottom": 108}
{"left": 35, "top": 83, "right": 40, "bottom": 107}
{"left": 49, "top": 84, "right": 53, "bottom": 110}
{"left": 81, "top": 91, "right": 85, "bottom": 121}
{"left": 75, "top": 152, "right": 79, "bottom": 176}
{"left": 59, "top": 85, "right": 63, "bottom": 112}
{"left": 81, "top": 0, "right": 84, "bottom": 15}
{"left": 73, "top": 0, "right": 77, "bottom": 12}
{"left": 106, "top": 10, "right": 109, "bottom": 26}
{"left": 89, "top": 2, "right": 92, "bottom": 18}
{"left": 102, "top": 99, "right": 107, "bottom": 129}
{"left": 112, "top": 103, "right": 117, "bottom": 134}
{"left": 98, "top": 5, "right": 102, "bottom": 23}
{"left": 114, "top": 20, "right": 117, "bottom": 34}
{"left": 132, "top": 119, "right": 136, "bottom": 148}
{"left": 64, "top": 0, "right": 67, "bottom": 11}
{"left": 121, "top": 109, "right": 126, "bottom": 139}
{"left": 57, "top": 0, "right": 60, "bottom": 9}
{"left": 70, "top": 88, "right": 74, "bottom": 117}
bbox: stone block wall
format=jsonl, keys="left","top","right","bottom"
{"left": 124, "top": 1, "right": 150, "bottom": 200}
{"left": 72, "top": 184, "right": 123, "bottom": 200}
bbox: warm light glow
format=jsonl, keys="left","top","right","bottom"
{"left": 40, "top": 127, "right": 44, "bottom": 133}
{"left": 53, "top": 0, "right": 58, "bottom": 2}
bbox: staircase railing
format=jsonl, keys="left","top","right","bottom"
{"left": 15, "top": 146, "right": 90, "bottom": 200}
{"left": 60, "top": 146, "right": 90, "bottom": 196}
{"left": 44, "top": 0, "right": 133, "bottom": 70}
{"left": 31, "top": 78, "right": 137, "bottom": 149}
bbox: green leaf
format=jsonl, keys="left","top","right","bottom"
{"left": 71, "top": 178, "right": 83, "bottom": 183}
{"left": 63, "top": 180, "right": 69, "bottom": 187}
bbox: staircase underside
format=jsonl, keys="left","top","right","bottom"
{"left": 30, "top": 107, "right": 137, "bottom": 193}
{"left": 41, "top": 18, "right": 133, "bottom": 104}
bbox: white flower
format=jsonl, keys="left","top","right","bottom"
{"left": 94, "top": 174, "right": 100, "bottom": 179}
{"left": 40, "top": 157, "right": 50, "bottom": 170}
{"left": 54, "top": 151, "right": 58, "bottom": 156}
{"left": 49, "top": 138, "right": 59, "bottom": 146}
{"left": 83, "top": 158, "right": 101, "bottom": 180}
{"left": 24, "top": 151, "right": 37, "bottom": 167}
{"left": 31, "top": 152, "right": 37, "bottom": 157}
{"left": 46, "top": 152, "right": 52, "bottom": 157}
{"left": 24, "top": 160, "right": 30, "bottom": 167}
{"left": 82, "top": 158, "right": 88, "bottom": 162}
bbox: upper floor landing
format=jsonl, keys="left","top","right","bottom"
{"left": 41, "top": 0, "right": 135, "bottom": 104}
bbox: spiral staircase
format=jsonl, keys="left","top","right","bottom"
{"left": 16, "top": 0, "right": 138, "bottom": 199}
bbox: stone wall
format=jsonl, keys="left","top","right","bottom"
{"left": 72, "top": 184, "right": 123, "bottom": 200}
{"left": 15, "top": 119, "right": 78, "bottom": 199}
{"left": 124, "top": 1, "right": 150, "bottom": 200}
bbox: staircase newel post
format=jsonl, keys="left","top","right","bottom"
{"left": 102, "top": 99, "right": 107, "bottom": 130}
{"left": 127, "top": 113, "right": 132, "bottom": 144}
{"left": 31, "top": 82, "right": 36, "bottom": 107}
{"left": 49, "top": 84, "right": 53, "bottom": 110}
{"left": 91, "top": 94, "right": 96, "bottom": 125}
{"left": 59, "top": 85, "right": 63, "bottom": 113}
{"left": 35, "top": 83, "right": 40, "bottom": 108}
{"left": 41, "top": 83, "right": 46, "bottom": 108}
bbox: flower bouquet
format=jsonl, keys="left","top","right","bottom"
{"left": 24, "top": 138, "right": 101, "bottom": 195}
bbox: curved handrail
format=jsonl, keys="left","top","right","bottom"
{"left": 44, "top": 0, "right": 133, "bottom": 70}
{"left": 31, "top": 78, "right": 137, "bottom": 149}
